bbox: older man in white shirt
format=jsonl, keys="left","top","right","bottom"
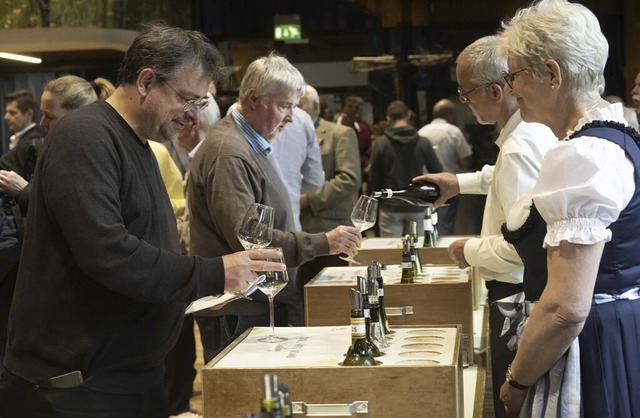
{"left": 414, "top": 35, "right": 557, "bottom": 418}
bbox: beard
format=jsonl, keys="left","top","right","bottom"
{"left": 158, "top": 119, "right": 185, "bottom": 143}
{"left": 470, "top": 106, "right": 493, "bottom": 125}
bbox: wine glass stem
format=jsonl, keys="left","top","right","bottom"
{"left": 268, "top": 295, "right": 275, "bottom": 337}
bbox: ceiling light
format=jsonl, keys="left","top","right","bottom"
{"left": 0, "top": 52, "right": 42, "bottom": 64}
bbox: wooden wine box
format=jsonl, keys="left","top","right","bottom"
{"left": 304, "top": 265, "right": 474, "bottom": 362}
{"left": 351, "top": 236, "right": 482, "bottom": 309}
{"left": 202, "top": 325, "right": 464, "bottom": 418}
{"left": 351, "top": 236, "right": 472, "bottom": 266}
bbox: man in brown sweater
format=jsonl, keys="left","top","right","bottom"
{"left": 188, "top": 52, "right": 361, "bottom": 354}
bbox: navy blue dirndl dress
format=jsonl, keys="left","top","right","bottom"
{"left": 502, "top": 121, "right": 640, "bottom": 418}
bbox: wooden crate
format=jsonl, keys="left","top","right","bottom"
{"left": 304, "top": 265, "right": 473, "bottom": 363}
{"left": 352, "top": 236, "right": 482, "bottom": 309}
{"left": 203, "top": 325, "right": 463, "bottom": 418}
{"left": 352, "top": 236, "right": 473, "bottom": 266}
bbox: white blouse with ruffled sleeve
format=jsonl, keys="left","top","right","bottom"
{"left": 532, "top": 102, "right": 635, "bottom": 247}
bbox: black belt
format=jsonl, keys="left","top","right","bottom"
{"left": 485, "top": 280, "right": 523, "bottom": 302}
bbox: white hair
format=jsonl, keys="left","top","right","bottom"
{"left": 238, "top": 51, "right": 306, "bottom": 103}
{"left": 457, "top": 36, "right": 507, "bottom": 86}
{"left": 300, "top": 85, "right": 320, "bottom": 119}
{"left": 498, "top": 0, "right": 608, "bottom": 96}
{"left": 198, "top": 93, "right": 220, "bottom": 137}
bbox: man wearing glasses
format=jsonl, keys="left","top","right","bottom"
{"left": 0, "top": 22, "right": 285, "bottom": 418}
{"left": 413, "top": 35, "right": 556, "bottom": 418}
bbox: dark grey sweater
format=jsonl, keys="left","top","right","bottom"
{"left": 369, "top": 125, "right": 443, "bottom": 212}
{"left": 5, "top": 101, "right": 224, "bottom": 393}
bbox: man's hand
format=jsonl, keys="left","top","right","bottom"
{"left": 500, "top": 381, "right": 528, "bottom": 417}
{"left": 300, "top": 193, "right": 309, "bottom": 209}
{"left": 448, "top": 239, "right": 470, "bottom": 269}
{"left": 412, "top": 172, "right": 460, "bottom": 208}
{"left": 0, "top": 170, "right": 28, "bottom": 197}
{"left": 326, "top": 225, "right": 361, "bottom": 256}
{"left": 221, "top": 248, "right": 286, "bottom": 293}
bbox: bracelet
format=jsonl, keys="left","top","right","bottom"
{"left": 505, "top": 364, "right": 530, "bottom": 390}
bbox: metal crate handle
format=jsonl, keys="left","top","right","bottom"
{"left": 292, "top": 400, "right": 368, "bottom": 415}
{"left": 384, "top": 305, "right": 414, "bottom": 316}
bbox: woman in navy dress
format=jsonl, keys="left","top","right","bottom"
{"left": 497, "top": 1, "right": 640, "bottom": 417}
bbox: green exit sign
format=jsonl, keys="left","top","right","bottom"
{"left": 274, "top": 24, "right": 301, "bottom": 41}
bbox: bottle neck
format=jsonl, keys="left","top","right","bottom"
{"left": 350, "top": 315, "right": 367, "bottom": 343}
{"left": 371, "top": 189, "right": 392, "bottom": 199}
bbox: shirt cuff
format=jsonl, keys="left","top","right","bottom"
{"left": 457, "top": 172, "right": 482, "bottom": 194}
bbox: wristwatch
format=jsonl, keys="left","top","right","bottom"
{"left": 505, "top": 364, "right": 530, "bottom": 390}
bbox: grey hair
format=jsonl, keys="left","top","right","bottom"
{"left": 117, "top": 21, "right": 226, "bottom": 87}
{"left": 498, "top": 0, "right": 607, "bottom": 96}
{"left": 303, "top": 85, "right": 320, "bottom": 108}
{"left": 456, "top": 35, "right": 507, "bottom": 86}
{"left": 238, "top": 51, "right": 306, "bottom": 103}
{"left": 44, "top": 76, "right": 114, "bottom": 111}
{"left": 300, "top": 85, "right": 320, "bottom": 118}
{"left": 198, "top": 93, "right": 221, "bottom": 133}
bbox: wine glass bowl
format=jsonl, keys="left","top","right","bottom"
{"left": 237, "top": 203, "right": 275, "bottom": 250}
{"left": 340, "top": 195, "right": 378, "bottom": 264}
{"left": 257, "top": 247, "right": 289, "bottom": 343}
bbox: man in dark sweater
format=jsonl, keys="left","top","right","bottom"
{"left": 0, "top": 22, "right": 283, "bottom": 418}
{"left": 368, "top": 100, "right": 442, "bottom": 237}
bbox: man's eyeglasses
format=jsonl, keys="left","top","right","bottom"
{"left": 502, "top": 68, "right": 529, "bottom": 89}
{"left": 163, "top": 80, "right": 209, "bottom": 112}
{"left": 457, "top": 82, "right": 494, "bottom": 103}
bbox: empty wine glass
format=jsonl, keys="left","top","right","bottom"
{"left": 340, "top": 195, "right": 378, "bottom": 264}
{"left": 237, "top": 203, "right": 275, "bottom": 250}
{"left": 257, "top": 247, "right": 289, "bottom": 343}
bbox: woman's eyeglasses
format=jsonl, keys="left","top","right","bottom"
{"left": 501, "top": 68, "right": 529, "bottom": 89}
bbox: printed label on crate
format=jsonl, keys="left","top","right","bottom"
{"left": 210, "top": 326, "right": 458, "bottom": 369}
{"left": 308, "top": 265, "right": 469, "bottom": 286}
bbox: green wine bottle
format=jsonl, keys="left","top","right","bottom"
{"left": 358, "top": 276, "right": 383, "bottom": 357}
{"left": 370, "top": 181, "right": 440, "bottom": 206}
{"left": 369, "top": 261, "right": 394, "bottom": 336}
{"left": 261, "top": 374, "right": 283, "bottom": 418}
{"left": 430, "top": 207, "right": 440, "bottom": 243}
{"left": 342, "top": 289, "right": 378, "bottom": 366}
{"left": 367, "top": 276, "right": 389, "bottom": 348}
{"left": 423, "top": 216, "right": 436, "bottom": 248}
{"left": 277, "top": 384, "right": 292, "bottom": 418}
{"left": 409, "top": 221, "right": 423, "bottom": 274}
{"left": 401, "top": 236, "right": 415, "bottom": 283}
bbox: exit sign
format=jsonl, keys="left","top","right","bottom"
{"left": 274, "top": 14, "right": 302, "bottom": 42}
{"left": 274, "top": 24, "right": 301, "bottom": 41}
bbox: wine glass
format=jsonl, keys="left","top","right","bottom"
{"left": 257, "top": 247, "right": 289, "bottom": 343}
{"left": 340, "top": 195, "right": 378, "bottom": 264}
{"left": 237, "top": 203, "right": 275, "bottom": 250}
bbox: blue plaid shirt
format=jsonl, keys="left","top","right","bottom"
{"left": 231, "top": 107, "right": 272, "bottom": 156}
